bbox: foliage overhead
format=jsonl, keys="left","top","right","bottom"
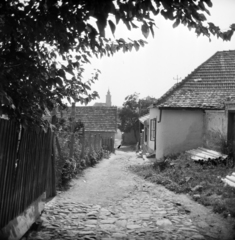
{"left": 118, "top": 93, "right": 157, "bottom": 140}
{"left": 0, "top": 0, "right": 234, "bottom": 125}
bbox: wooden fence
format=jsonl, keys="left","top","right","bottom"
{"left": 0, "top": 119, "right": 55, "bottom": 230}
{"left": 56, "top": 131, "right": 115, "bottom": 160}
{"left": 101, "top": 137, "right": 115, "bottom": 153}
{"left": 83, "top": 133, "right": 115, "bottom": 154}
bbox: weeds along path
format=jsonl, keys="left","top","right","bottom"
{"left": 27, "top": 146, "right": 235, "bottom": 240}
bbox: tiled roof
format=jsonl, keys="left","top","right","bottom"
{"left": 93, "top": 102, "right": 107, "bottom": 106}
{"left": 63, "top": 106, "right": 117, "bottom": 132}
{"left": 154, "top": 50, "right": 235, "bottom": 109}
{"left": 139, "top": 114, "right": 150, "bottom": 123}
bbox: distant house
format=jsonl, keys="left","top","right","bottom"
{"left": 149, "top": 50, "right": 235, "bottom": 159}
{"left": 93, "top": 89, "right": 112, "bottom": 107}
{"left": 62, "top": 106, "right": 117, "bottom": 139}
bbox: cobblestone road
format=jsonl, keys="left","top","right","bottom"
{"left": 26, "top": 148, "right": 234, "bottom": 240}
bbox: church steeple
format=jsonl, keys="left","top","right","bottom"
{"left": 106, "top": 89, "right": 112, "bottom": 106}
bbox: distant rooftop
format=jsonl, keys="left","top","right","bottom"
{"left": 62, "top": 106, "right": 117, "bottom": 132}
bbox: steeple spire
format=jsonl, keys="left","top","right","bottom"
{"left": 106, "top": 89, "right": 112, "bottom": 106}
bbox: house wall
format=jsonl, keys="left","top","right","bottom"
{"left": 203, "top": 110, "right": 227, "bottom": 152}
{"left": 150, "top": 108, "right": 204, "bottom": 159}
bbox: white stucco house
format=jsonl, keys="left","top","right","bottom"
{"left": 139, "top": 113, "right": 152, "bottom": 153}
{"left": 148, "top": 50, "right": 235, "bottom": 159}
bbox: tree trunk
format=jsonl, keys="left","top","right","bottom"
{"left": 133, "top": 126, "right": 139, "bottom": 143}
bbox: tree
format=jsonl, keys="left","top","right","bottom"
{"left": 0, "top": 0, "right": 234, "bottom": 125}
{"left": 118, "top": 93, "right": 157, "bottom": 142}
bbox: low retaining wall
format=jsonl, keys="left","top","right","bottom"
{"left": 0, "top": 192, "right": 46, "bottom": 240}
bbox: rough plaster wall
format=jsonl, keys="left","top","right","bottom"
{"left": 204, "top": 111, "right": 227, "bottom": 152}
{"left": 156, "top": 110, "right": 204, "bottom": 159}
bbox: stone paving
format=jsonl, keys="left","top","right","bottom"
{"left": 25, "top": 147, "right": 227, "bottom": 240}
{"left": 27, "top": 182, "right": 208, "bottom": 240}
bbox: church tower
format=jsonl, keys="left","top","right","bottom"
{"left": 106, "top": 89, "right": 112, "bottom": 106}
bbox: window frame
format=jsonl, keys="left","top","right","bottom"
{"left": 150, "top": 118, "right": 156, "bottom": 141}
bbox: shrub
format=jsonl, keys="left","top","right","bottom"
{"left": 61, "top": 158, "right": 77, "bottom": 185}
{"left": 55, "top": 132, "right": 107, "bottom": 189}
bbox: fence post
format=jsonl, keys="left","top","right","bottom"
{"left": 94, "top": 134, "right": 96, "bottom": 151}
{"left": 48, "top": 133, "right": 56, "bottom": 198}
{"left": 92, "top": 134, "right": 94, "bottom": 151}
{"left": 50, "top": 112, "right": 57, "bottom": 195}
{"left": 81, "top": 127, "right": 85, "bottom": 158}
{"left": 69, "top": 102, "right": 75, "bottom": 159}
{"left": 111, "top": 137, "right": 114, "bottom": 153}
{"left": 89, "top": 133, "right": 91, "bottom": 152}
{"left": 109, "top": 138, "right": 113, "bottom": 152}
{"left": 97, "top": 135, "right": 100, "bottom": 151}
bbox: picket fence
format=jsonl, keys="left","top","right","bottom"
{"left": 0, "top": 119, "right": 55, "bottom": 230}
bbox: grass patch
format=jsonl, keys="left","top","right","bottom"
{"left": 129, "top": 153, "right": 235, "bottom": 218}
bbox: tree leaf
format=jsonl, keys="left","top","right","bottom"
{"left": 138, "top": 40, "right": 145, "bottom": 47}
{"left": 125, "top": 20, "right": 131, "bottom": 31}
{"left": 150, "top": 24, "right": 154, "bottom": 37}
{"left": 57, "top": 69, "right": 66, "bottom": 79}
{"left": 230, "top": 24, "right": 235, "bottom": 30}
{"left": 130, "top": 22, "right": 138, "bottom": 29}
{"left": 134, "top": 41, "right": 140, "bottom": 51}
{"left": 67, "top": 97, "right": 71, "bottom": 104}
{"left": 108, "top": 20, "right": 116, "bottom": 36}
{"left": 84, "top": 84, "right": 91, "bottom": 90}
{"left": 141, "top": 22, "right": 150, "bottom": 38}
{"left": 55, "top": 77, "right": 63, "bottom": 87}
{"left": 96, "top": 18, "right": 106, "bottom": 38}
{"left": 115, "top": 12, "right": 121, "bottom": 25}
{"left": 198, "top": 13, "right": 207, "bottom": 21}
{"left": 173, "top": 19, "right": 180, "bottom": 28}
{"left": 203, "top": 0, "right": 213, "bottom": 7}
{"left": 127, "top": 43, "right": 133, "bottom": 51}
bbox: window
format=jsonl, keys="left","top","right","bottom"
{"left": 150, "top": 118, "right": 156, "bottom": 141}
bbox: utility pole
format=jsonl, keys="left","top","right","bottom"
{"left": 173, "top": 75, "right": 181, "bottom": 84}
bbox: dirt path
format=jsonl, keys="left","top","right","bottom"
{"left": 27, "top": 147, "right": 235, "bottom": 240}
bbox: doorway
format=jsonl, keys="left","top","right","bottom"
{"left": 227, "top": 112, "right": 235, "bottom": 154}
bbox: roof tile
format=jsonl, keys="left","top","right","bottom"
{"left": 154, "top": 50, "right": 235, "bottom": 109}
{"left": 62, "top": 106, "right": 117, "bottom": 132}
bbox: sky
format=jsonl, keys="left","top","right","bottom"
{"left": 80, "top": 0, "right": 235, "bottom": 107}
